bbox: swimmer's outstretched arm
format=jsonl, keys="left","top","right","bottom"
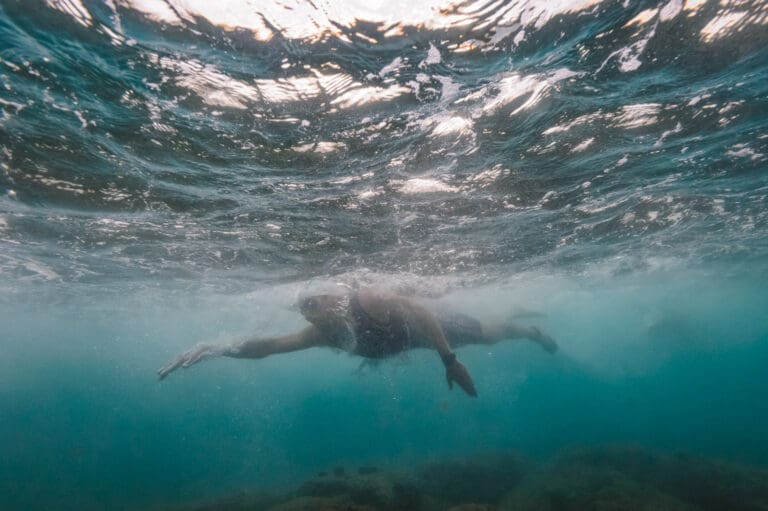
{"left": 157, "top": 325, "right": 326, "bottom": 380}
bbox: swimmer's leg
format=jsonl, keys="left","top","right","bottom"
{"left": 440, "top": 312, "right": 557, "bottom": 353}
{"left": 502, "top": 322, "right": 558, "bottom": 353}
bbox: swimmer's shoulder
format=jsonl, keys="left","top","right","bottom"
{"left": 355, "top": 287, "right": 404, "bottom": 321}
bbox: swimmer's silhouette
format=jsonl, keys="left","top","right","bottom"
{"left": 158, "top": 288, "right": 557, "bottom": 397}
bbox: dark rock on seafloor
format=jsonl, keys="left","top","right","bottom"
{"left": 297, "top": 470, "right": 421, "bottom": 510}
{"left": 555, "top": 445, "right": 768, "bottom": 511}
{"left": 171, "top": 446, "right": 768, "bottom": 511}
{"left": 446, "top": 504, "right": 497, "bottom": 511}
{"left": 501, "top": 461, "right": 697, "bottom": 511}
{"left": 266, "top": 495, "right": 376, "bottom": 511}
{"left": 176, "top": 490, "right": 284, "bottom": 511}
{"left": 502, "top": 445, "right": 768, "bottom": 511}
{"left": 416, "top": 452, "right": 529, "bottom": 507}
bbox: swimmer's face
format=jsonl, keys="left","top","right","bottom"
{"left": 299, "top": 294, "right": 345, "bottom": 324}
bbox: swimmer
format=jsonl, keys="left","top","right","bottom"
{"left": 157, "top": 288, "right": 557, "bottom": 397}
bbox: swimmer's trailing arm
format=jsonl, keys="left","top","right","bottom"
{"left": 157, "top": 326, "right": 324, "bottom": 380}
{"left": 397, "top": 298, "right": 478, "bottom": 397}
{"left": 442, "top": 352, "right": 477, "bottom": 397}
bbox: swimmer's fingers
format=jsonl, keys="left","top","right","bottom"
{"left": 157, "top": 355, "right": 185, "bottom": 380}
{"left": 445, "top": 360, "right": 478, "bottom": 398}
{"left": 157, "top": 344, "right": 211, "bottom": 380}
{"left": 181, "top": 344, "right": 212, "bottom": 367}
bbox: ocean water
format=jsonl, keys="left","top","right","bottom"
{"left": 1, "top": 0, "right": 768, "bottom": 510}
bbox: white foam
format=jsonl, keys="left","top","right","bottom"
{"left": 659, "top": 0, "right": 683, "bottom": 21}
{"left": 379, "top": 57, "right": 404, "bottom": 78}
{"left": 23, "top": 261, "right": 60, "bottom": 281}
{"left": 481, "top": 71, "right": 572, "bottom": 117}
{"left": 430, "top": 116, "right": 473, "bottom": 137}
{"left": 156, "top": 55, "right": 406, "bottom": 112}
{"left": 542, "top": 111, "right": 605, "bottom": 136}
{"left": 160, "top": 57, "right": 259, "bottom": 109}
{"left": 434, "top": 75, "right": 460, "bottom": 103}
{"left": 358, "top": 189, "right": 382, "bottom": 200}
{"left": 464, "top": 166, "right": 507, "bottom": 187}
{"left": 96, "top": 218, "right": 130, "bottom": 228}
{"left": 727, "top": 144, "right": 763, "bottom": 161}
{"left": 683, "top": 0, "right": 707, "bottom": 14}
{"left": 571, "top": 137, "right": 595, "bottom": 152}
{"left": 598, "top": 22, "right": 656, "bottom": 73}
{"left": 45, "top": 0, "right": 92, "bottom": 26}
{"left": 542, "top": 124, "right": 569, "bottom": 135}
{"left": 613, "top": 103, "right": 661, "bottom": 129}
{"left": 399, "top": 178, "right": 458, "bottom": 194}
{"left": 700, "top": 11, "right": 748, "bottom": 42}
{"left": 0, "top": 98, "right": 27, "bottom": 112}
{"left": 119, "top": 0, "right": 608, "bottom": 44}
{"left": 329, "top": 85, "right": 409, "bottom": 110}
{"left": 624, "top": 8, "right": 657, "bottom": 27}
{"left": 489, "top": 25, "right": 516, "bottom": 46}
{"left": 654, "top": 122, "right": 683, "bottom": 147}
{"left": 118, "top": 0, "right": 180, "bottom": 24}
{"left": 293, "top": 141, "right": 346, "bottom": 154}
{"left": 419, "top": 43, "right": 441, "bottom": 68}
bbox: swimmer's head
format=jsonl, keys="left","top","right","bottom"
{"left": 298, "top": 293, "right": 348, "bottom": 325}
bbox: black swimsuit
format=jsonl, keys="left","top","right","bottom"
{"left": 324, "top": 293, "right": 484, "bottom": 357}
{"left": 347, "top": 293, "right": 411, "bottom": 358}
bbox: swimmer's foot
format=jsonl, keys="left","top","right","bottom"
{"left": 530, "top": 326, "right": 558, "bottom": 354}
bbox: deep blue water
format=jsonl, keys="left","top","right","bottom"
{"left": 1, "top": 1, "right": 767, "bottom": 510}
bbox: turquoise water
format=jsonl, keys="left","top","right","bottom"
{"left": 1, "top": 1, "right": 768, "bottom": 510}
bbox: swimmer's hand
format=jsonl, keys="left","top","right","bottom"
{"left": 445, "top": 357, "right": 477, "bottom": 397}
{"left": 157, "top": 343, "right": 223, "bottom": 380}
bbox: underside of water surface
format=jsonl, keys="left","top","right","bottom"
{"left": 1, "top": 0, "right": 767, "bottom": 510}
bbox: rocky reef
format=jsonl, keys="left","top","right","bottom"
{"left": 170, "top": 446, "right": 768, "bottom": 511}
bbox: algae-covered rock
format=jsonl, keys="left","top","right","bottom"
{"left": 446, "top": 504, "right": 497, "bottom": 511}
{"left": 501, "top": 462, "right": 697, "bottom": 511}
{"left": 266, "top": 495, "right": 376, "bottom": 511}
{"left": 297, "top": 469, "right": 421, "bottom": 510}
{"left": 543, "top": 445, "right": 768, "bottom": 511}
{"left": 502, "top": 445, "right": 768, "bottom": 511}
{"left": 171, "top": 446, "right": 768, "bottom": 511}
{"left": 416, "top": 452, "right": 528, "bottom": 506}
{"left": 179, "top": 489, "right": 284, "bottom": 511}
{"left": 651, "top": 451, "right": 768, "bottom": 511}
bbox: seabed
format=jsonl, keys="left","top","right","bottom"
{"left": 170, "top": 445, "right": 768, "bottom": 511}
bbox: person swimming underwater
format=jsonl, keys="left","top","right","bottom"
{"left": 157, "top": 287, "right": 558, "bottom": 397}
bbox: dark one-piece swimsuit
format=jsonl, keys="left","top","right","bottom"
{"left": 347, "top": 293, "right": 411, "bottom": 358}
{"left": 346, "top": 293, "right": 486, "bottom": 357}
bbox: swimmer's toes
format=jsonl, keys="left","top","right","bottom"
{"left": 542, "top": 335, "right": 558, "bottom": 354}
{"left": 530, "top": 326, "right": 558, "bottom": 354}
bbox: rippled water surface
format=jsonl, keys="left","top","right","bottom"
{"left": 1, "top": 1, "right": 767, "bottom": 510}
